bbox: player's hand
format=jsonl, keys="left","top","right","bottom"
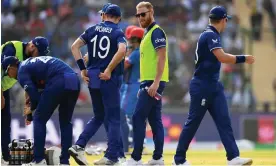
{"left": 25, "top": 113, "right": 33, "bottom": 126}
{"left": 99, "top": 68, "right": 111, "bottom": 80}
{"left": 84, "top": 53, "right": 88, "bottom": 64}
{"left": 25, "top": 96, "right": 30, "bottom": 106}
{"left": 25, "top": 119, "right": 32, "bottom": 125}
{"left": 245, "top": 55, "right": 255, "bottom": 64}
{"left": 148, "top": 82, "right": 159, "bottom": 98}
{"left": 81, "top": 70, "right": 89, "bottom": 84}
{"left": 23, "top": 105, "right": 31, "bottom": 116}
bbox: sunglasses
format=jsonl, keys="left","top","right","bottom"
{"left": 135, "top": 11, "right": 150, "bottom": 18}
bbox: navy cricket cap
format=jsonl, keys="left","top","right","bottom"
{"left": 32, "top": 36, "right": 50, "bottom": 56}
{"left": 105, "top": 4, "right": 121, "bottom": 17}
{"left": 98, "top": 3, "right": 112, "bottom": 14}
{"left": 2, "top": 56, "right": 20, "bottom": 72}
{"left": 209, "top": 6, "right": 232, "bottom": 20}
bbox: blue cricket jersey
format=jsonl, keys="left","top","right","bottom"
{"left": 194, "top": 25, "right": 222, "bottom": 81}
{"left": 17, "top": 56, "right": 77, "bottom": 110}
{"left": 145, "top": 22, "right": 167, "bottom": 50}
{"left": 80, "top": 21, "right": 127, "bottom": 76}
{"left": 125, "top": 48, "right": 140, "bottom": 83}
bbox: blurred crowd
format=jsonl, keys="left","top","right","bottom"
{"left": 1, "top": 0, "right": 256, "bottom": 111}
{"left": 246, "top": 0, "right": 276, "bottom": 47}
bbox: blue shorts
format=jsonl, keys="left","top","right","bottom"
{"left": 120, "top": 83, "right": 140, "bottom": 116}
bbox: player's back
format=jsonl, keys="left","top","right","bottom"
{"left": 193, "top": 25, "right": 222, "bottom": 81}
{"left": 19, "top": 56, "right": 75, "bottom": 82}
{"left": 81, "top": 21, "right": 125, "bottom": 75}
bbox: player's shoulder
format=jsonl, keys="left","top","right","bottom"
{"left": 85, "top": 23, "right": 102, "bottom": 33}
{"left": 111, "top": 24, "right": 123, "bottom": 33}
{"left": 152, "top": 27, "right": 166, "bottom": 36}
{"left": 130, "top": 48, "right": 139, "bottom": 56}
{"left": 202, "top": 28, "right": 219, "bottom": 38}
{"left": 112, "top": 27, "right": 125, "bottom": 41}
{"left": 18, "top": 60, "right": 29, "bottom": 73}
{"left": 1, "top": 42, "right": 16, "bottom": 51}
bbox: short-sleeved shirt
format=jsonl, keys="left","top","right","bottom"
{"left": 80, "top": 21, "right": 127, "bottom": 76}
{"left": 194, "top": 25, "right": 222, "bottom": 81}
{"left": 125, "top": 48, "right": 140, "bottom": 83}
{"left": 145, "top": 22, "right": 167, "bottom": 50}
{"left": 18, "top": 56, "right": 76, "bottom": 110}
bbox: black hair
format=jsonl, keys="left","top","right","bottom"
{"left": 130, "top": 37, "right": 142, "bottom": 44}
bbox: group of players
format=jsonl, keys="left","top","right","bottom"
{"left": 1, "top": 1, "right": 255, "bottom": 166}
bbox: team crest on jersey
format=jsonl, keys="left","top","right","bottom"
{"left": 212, "top": 39, "right": 218, "bottom": 43}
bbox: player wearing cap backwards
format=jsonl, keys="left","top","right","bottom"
{"left": 173, "top": 6, "right": 254, "bottom": 165}
{"left": 1, "top": 36, "right": 49, "bottom": 164}
{"left": 2, "top": 56, "right": 80, "bottom": 165}
{"left": 120, "top": 27, "right": 144, "bottom": 153}
{"left": 69, "top": 4, "right": 127, "bottom": 165}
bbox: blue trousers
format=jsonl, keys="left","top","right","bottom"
{"left": 120, "top": 83, "right": 140, "bottom": 152}
{"left": 174, "top": 78, "right": 239, "bottom": 164}
{"left": 76, "top": 75, "right": 123, "bottom": 162}
{"left": 131, "top": 81, "right": 166, "bottom": 161}
{"left": 1, "top": 90, "right": 11, "bottom": 161}
{"left": 33, "top": 76, "right": 80, "bottom": 164}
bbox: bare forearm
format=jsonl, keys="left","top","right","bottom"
{"left": 71, "top": 47, "right": 83, "bottom": 61}
{"left": 154, "top": 53, "right": 166, "bottom": 84}
{"left": 25, "top": 91, "right": 30, "bottom": 105}
{"left": 213, "top": 49, "right": 238, "bottom": 64}
{"left": 71, "top": 38, "right": 85, "bottom": 61}
{"left": 221, "top": 53, "right": 236, "bottom": 64}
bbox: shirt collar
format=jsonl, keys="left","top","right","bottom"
{"left": 207, "top": 25, "right": 220, "bottom": 35}
{"left": 146, "top": 22, "right": 156, "bottom": 32}
{"left": 104, "top": 21, "right": 117, "bottom": 26}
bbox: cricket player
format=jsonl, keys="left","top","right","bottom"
{"left": 173, "top": 6, "right": 254, "bottom": 165}
{"left": 69, "top": 4, "right": 127, "bottom": 165}
{"left": 120, "top": 27, "right": 144, "bottom": 152}
{"left": 126, "top": 1, "right": 169, "bottom": 165}
{"left": 83, "top": 3, "right": 127, "bottom": 163}
{"left": 3, "top": 56, "right": 80, "bottom": 165}
{"left": 1, "top": 36, "right": 49, "bottom": 164}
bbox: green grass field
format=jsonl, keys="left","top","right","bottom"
{"left": 70, "top": 150, "right": 276, "bottom": 165}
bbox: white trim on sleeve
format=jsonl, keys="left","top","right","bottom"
{"left": 210, "top": 47, "right": 222, "bottom": 51}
